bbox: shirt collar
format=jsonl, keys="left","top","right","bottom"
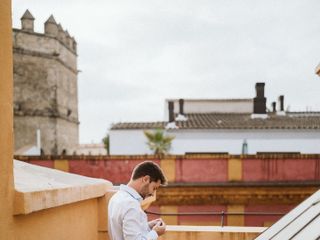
{"left": 120, "top": 184, "right": 143, "bottom": 203}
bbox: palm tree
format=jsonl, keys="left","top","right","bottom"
{"left": 102, "top": 134, "right": 110, "bottom": 155}
{"left": 144, "top": 129, "right": 175, "bottom": 155}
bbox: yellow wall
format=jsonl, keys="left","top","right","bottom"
{"left": 0, "top": 0, "right": 14, "bottom": 239}
{"left": 228, "top": 158, "right": 242, "bottom": 181}
{"left": 54, "top": 159, "right": 69, "bottom": 172}
{"left": 160, "top": 158, "right": 176, "bottom": 182}
{"left": 14, "top": 199, "right": 99, "bottom": 240}
{"left": 160, "top": 206, "right": 178, "bottom": 225}
{"left": 13, "top": 193, "right": 112, "bottom": 240}
{"left": 227, "top": 205, "right": 245, "bottom": 226}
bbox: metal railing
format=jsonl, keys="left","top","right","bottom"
{"left": 145, "top": 210, "right": 286, "bottom": 227}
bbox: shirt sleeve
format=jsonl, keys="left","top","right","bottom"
{"left": 122, "top": 207, "right": 158, "bottom": 240}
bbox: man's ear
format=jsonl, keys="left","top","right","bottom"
{"left": 142, "top": 175, "right": 150, "bottom": 183}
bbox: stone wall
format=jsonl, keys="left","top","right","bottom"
{"left": 12, "top": 13, "right": 79, "bottom": 155}
{"left": 14, "top": 116, "right": 79, "bottom": 154}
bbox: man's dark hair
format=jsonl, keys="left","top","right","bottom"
{"left": 132, "top": 161, "right": 167, "bottom": 185}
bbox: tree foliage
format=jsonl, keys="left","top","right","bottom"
{"left": 102, "top": 134, "right": 109, "bottom": 155}
{"left": 144, "top": 129, "right": 175, "bottom": 155}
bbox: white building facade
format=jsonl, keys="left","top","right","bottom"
{"left": 110, "top": 128, "right": 320, "bottom": 155}
{"left": 110, "top": 83, "right": 320, "bottom": 155}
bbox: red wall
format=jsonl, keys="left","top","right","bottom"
{"left": 24, "top": 159, "right": 53, "bottom": 168}
{"left": 17, "top": 155, "right": 320, "bottom": 183}
{"left": 244, "top": 204, "right": 295, "bottom": 226}
{"left": 178, "top": 205, "right": 227, "bottom": 225}
{"left": 175, "top": 158, "right": 228, "bottom": 182}
{"left": 242, "top": 158, "right": 320, "bottom": 181}
{"left": 147, "top": 204, "right": 290, "bottom": 227}
{"left": 68, "top": 158, "right": 161, "bottom": 184}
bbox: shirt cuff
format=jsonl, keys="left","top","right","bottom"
{"left": 147, "top": 230, "right": 158, "bottom": 240}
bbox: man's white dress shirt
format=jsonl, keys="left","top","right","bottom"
{"left": 108, "top": 184, "right": 158, "bottom": 240}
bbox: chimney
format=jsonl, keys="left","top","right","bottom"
{"left": 253, "top": 82, "right": 266, "bottom": 114}
{"left": 168, "top": 101, "right": 174, "bottom": 123}
{"left": 278, "top": 95, "right": 284, "bottom": 111}
{"left": 272, "top": 102, "right": 276, "bottom": 113}
{"left": 241, "top": 139, "right": 248, "bottom": 154}
{"left": 36, "top": 129, "right": 41, "bottom": 149}
{"left": 179, "top": 99, "right": 184, "bottom": 115}
{"left": 21, "top": 10, "right": 35, "bottom": 32}
{"left": 45, "top": 15, "right": 58, "bottom": 37}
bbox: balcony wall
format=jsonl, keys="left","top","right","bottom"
{"left": 15, "top": 154, "right": 320, "bottom": 184}
{"left": 15, "top": 154, "right": 320, "bottom": 227}
{"left": 12, "top": 160, "right": 114, "bottom": 240}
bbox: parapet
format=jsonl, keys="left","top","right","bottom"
{"left": 19, "top": 9, "right": 77, "bottom": 53}
{"left": 14, "top": 160, "right": 112, "bottom": 214}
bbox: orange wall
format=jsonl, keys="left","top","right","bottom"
{"left": 0, "top": 0, "right": 14, "bottom": 239}
{"left": 14, "top": 199, "right": 99, "bottom": 240}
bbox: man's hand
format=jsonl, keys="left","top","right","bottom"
{"left": 148, "top": 218, "right": 162, "bottom": 229}
{"left": 152, "top": 219, "right": 166, "bottom": 236}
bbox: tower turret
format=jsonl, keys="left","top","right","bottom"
{"left": 72, "top": 37, "right": 77, "bottom": 52}
{"left": 13, "top": 10, "right": 79, "bottom": 155}
{"left": 65, "top": 30, "right": 73, "bottom": 49}
{"left": 57, "top": 23, "right": 66, "bottom": 43}
{"left": 21, "top": 9, "right": 35, "bottom": 32}
{"left": 44, "top": 15, "right": 58, "bottom": 37}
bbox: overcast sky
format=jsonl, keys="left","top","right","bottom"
{"left": 12, "top": 0, "right": 320, "bottom": 143}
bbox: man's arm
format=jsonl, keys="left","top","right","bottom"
{"left": 123, "top": 207, "right": 159, "bottom": 240}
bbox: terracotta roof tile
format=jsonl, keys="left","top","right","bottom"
{"left": 111, "top": 112, "right": 320, "bottom": 130}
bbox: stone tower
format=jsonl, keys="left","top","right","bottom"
{"left": 13, "top": 10, "right": 79, "bottom": 155}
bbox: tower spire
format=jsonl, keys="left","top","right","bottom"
{"left": 45, "top": 15, "right": 58, "bottom": 37}
{"left": 21, "top": 9, "right": 35, "bottom": 32}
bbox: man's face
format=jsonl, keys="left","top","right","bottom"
{"left": 140, "top": 176, "right": 161, "bottom": 199}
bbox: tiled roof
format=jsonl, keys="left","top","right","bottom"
{"left": 111, "top": 112, "right": 320, "bottom": 130}
{"left": 111, "top": 121, "right": 167, "bottom": 130}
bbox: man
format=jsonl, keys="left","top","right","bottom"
{"left": 108, "top": 161, "right": 167, "bottom": 240}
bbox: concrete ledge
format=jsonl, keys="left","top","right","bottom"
{"left": 166, "top": 225, "right": 266, "bottom": 232}
{"left": 160, "top": 225, "right": 266, "bottom": 240}
{"left": 13, "top": 160, "right": 112, "bottom": 215}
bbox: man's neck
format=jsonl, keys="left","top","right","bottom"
{"left": 128, "top": 180, "right": 139, "bottom": 192}
{"left": 127, "top": 180, "right": 142, "bottom": 198}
